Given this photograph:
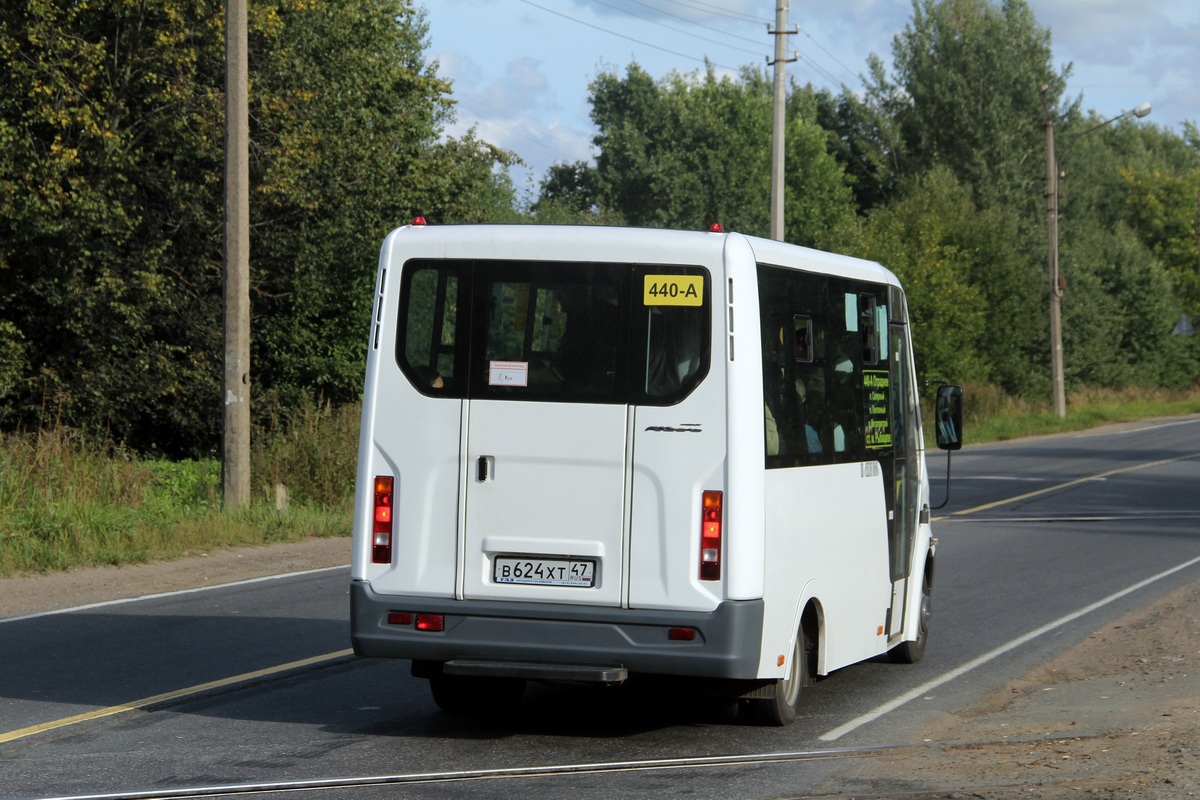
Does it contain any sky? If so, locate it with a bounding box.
[421,1,1200,195]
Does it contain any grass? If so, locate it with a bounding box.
[949,383,1200,446]
[2,386,1198,577]
[0,395,357,577]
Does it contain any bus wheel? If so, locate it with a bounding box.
[743,627,807,726]
[889,569,932,664]
[429,674,526,715]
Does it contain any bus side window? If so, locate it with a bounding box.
[399,263,463,397]
[858,293,879,365]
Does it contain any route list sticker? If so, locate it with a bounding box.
[863,370,892,450]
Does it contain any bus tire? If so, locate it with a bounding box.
[889,567,932,665]
[743,627,807,726]
[429,674,526,715]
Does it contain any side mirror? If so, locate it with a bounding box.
[935,384,963,451]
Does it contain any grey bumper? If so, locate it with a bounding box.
[350,580,764,681]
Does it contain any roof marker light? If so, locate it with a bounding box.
[412,216,427,226]
[708,222,724,233]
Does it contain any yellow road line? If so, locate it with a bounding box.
[937,451,1200,520]
[0,649,354,745]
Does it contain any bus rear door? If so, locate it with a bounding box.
[458,267,632,607]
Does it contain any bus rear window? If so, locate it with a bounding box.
[396,259,710,406]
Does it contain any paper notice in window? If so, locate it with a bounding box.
[489,360,529,387]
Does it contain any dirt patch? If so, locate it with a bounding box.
[3,539,1198,798]
[0,537,350,618]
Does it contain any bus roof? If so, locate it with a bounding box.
[383,222,900,288]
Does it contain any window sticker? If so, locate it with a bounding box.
[877,305,888,356]
[489,360,529,387]
[644,275,703,306]
[863,370,893,449]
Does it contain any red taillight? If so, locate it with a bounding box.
[372,475,394,564]
[700,490,723,581]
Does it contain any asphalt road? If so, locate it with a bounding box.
[3,416,1199,800]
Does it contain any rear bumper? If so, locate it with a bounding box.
[350,580,764,681]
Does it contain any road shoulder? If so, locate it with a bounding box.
[0,537,350,618]
[847,578,1200,798]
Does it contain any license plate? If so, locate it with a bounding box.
[493,556,595,588]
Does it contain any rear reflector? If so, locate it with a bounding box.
[700,490,723,581]
[372,476,394,564]
[387,611,413,626]
[668,627,696,641]
[415,614,445,632]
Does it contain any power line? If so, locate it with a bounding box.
[794,51,847,89]
[798,27,861,85]
[514,0,741,71]
[621,0,769,51]
[653,0,771,25]
[645,0,860,87]
[589,0,764,59]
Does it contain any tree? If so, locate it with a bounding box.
[867,0,1070,209]
[813,76,903,213]
[571,63,855,244]
[246,0,518,413]
[1052,118,1200,389]
[1118,142,1200,317]
[829,166,1015,388]
[0,0,228,451]
[0,0,517,455]
[1060,220,1185,388]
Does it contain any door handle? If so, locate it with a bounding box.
[477,455,495,482]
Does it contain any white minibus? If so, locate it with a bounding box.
[350,222,962,725]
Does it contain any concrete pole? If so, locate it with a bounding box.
[768,1,794,242]
[1043,89,1066,419]
[223,0,251,506]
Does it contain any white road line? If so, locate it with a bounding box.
[0,564,348,625]
[819,553,1200,741]
[1110,418,1200,436]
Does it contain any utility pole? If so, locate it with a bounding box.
[768,1,796,242]
[223,0,251,507]
[1042,93,1066,419]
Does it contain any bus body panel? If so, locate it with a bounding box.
[721,234,769,605]
[626,400,726,612]
[762,465,892,676]
[354,274,464,596]
[462,400,628,607]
